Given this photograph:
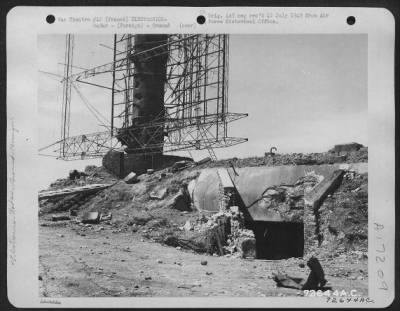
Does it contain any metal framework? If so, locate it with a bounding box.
[39,34,248,161]
[60,34,74,157]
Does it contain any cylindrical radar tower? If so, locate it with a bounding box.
[125,34,168,154]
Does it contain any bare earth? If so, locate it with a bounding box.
[39,221,368,298]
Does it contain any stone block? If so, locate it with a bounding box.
[81,212,100,224]
[123,172,138,184]
[150,188,168,200]
[230,206,239,214]
[183,220,194,231]
[52,215,71,221]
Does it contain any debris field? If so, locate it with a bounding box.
[39,146,368,297]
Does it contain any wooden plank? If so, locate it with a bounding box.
[38,183,112,200]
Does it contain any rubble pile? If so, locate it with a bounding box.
[47,166,117,190]
[317,171,368,257]
[198,146,368,169]
[155,207,258,258]
[255,173,321,222]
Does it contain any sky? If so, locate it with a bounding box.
[37,34,368,189]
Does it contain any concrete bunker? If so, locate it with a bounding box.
[191,164,367,260]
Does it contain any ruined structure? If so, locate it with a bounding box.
[40,34,248,177]
[191,163,368,259]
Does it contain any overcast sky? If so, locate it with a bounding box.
[38,34,367,189]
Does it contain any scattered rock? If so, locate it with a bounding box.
[156,259,163,264]
[201,260,208,266]
[183,220,194,231]
[171,160,192,172]
[149,188,168,200]
[123,172,138,184]
[100,213,112,221]
[51,215,70,221]
[81,212,100,224]
[191,281,202,287]
[145,276,152,280]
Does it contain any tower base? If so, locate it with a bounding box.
[102,151,193,178]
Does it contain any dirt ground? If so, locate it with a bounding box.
[39,220,368,298]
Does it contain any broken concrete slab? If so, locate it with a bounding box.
[39,183,112,200]
[51,215,71,221]
[100,213,112,221]
[304,170,345,208]
[81,212,101,224]
[273,272,304,289]
[217,169,235,189]
[123,172,138,184]
[149,188,168,200]
[171,160,192,173]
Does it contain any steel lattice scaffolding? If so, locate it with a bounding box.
[39,34,248,160]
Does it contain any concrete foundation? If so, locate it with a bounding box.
[102,150,192,178]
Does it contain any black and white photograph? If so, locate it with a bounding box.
[6,6,395,308]
[37,33,369,297]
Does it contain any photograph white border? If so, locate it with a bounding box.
[6,6,395,308]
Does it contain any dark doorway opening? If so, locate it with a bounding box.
[246,221,304,260]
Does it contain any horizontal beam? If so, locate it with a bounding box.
[38,183,112,200]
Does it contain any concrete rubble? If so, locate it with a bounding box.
[123,172,138,184]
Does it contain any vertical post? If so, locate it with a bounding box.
[111,34,117,137]
[222,35,227,138]
[216,35,221,140]
[61,34,73,157]
[203,35,208,122]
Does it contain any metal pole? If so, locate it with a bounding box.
[111,34,117,136]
